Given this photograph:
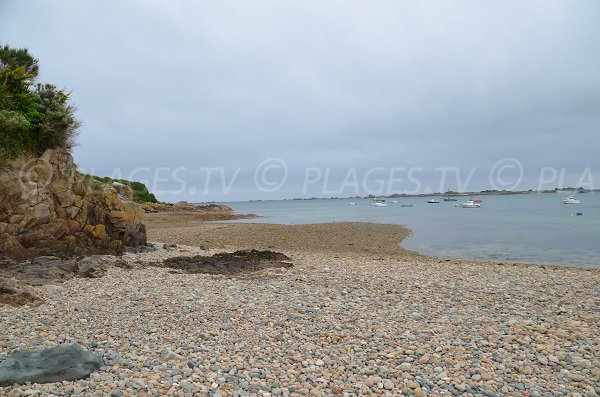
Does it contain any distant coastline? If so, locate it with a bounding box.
[233,187,597,203]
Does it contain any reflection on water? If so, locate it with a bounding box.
[221,193,600,267]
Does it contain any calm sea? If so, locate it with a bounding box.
[221,193,600,268]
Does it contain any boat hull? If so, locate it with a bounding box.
[562,196,581,204]
[455,200,481,208]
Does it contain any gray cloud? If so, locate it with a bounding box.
[2,0,599,200]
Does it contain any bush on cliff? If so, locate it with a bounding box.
[0,45,79,164]
[81,174,159,204]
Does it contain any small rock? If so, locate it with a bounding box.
[159,349,184,362]
[569,373,584,382]
[548,355,559,363]
[77,256,109,278]
[408,382,420,389]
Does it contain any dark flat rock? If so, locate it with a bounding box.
[162,249,292,275]
[0,344,101,386]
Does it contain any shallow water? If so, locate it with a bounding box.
[221,193,600,267]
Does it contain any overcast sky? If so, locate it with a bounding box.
[2,1,599,201]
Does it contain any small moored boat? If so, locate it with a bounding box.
[427,198,440,203]
[562,196,581,204]
[372,198,387,207]
[455,200,481,208]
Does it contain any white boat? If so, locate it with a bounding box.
[348,202,357,206]
[562,195,581,204]
[455,200,481,208]
[372,198,387,207]
[390,200,399,204]
[427,198,440,203]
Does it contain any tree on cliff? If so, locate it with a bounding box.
[0,44,80,163]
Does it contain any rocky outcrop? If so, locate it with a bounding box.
[141,201,234,213]
[0,255,133,306]
[0,149,147,260]
[142,201,256,221]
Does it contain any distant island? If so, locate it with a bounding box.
[281,187,596,202]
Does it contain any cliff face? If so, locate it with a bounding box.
[0,149,147,260]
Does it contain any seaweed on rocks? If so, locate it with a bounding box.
[161,249,292,275]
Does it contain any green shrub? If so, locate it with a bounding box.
[79,173,159,204]
[0,44,79,164]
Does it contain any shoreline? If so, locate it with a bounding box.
[1,217,598,396]
[146,214,598,271]
[147,220,419,258]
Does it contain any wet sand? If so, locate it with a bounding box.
[146,217,419,259]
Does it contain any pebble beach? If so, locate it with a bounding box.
[1,220,599,397]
